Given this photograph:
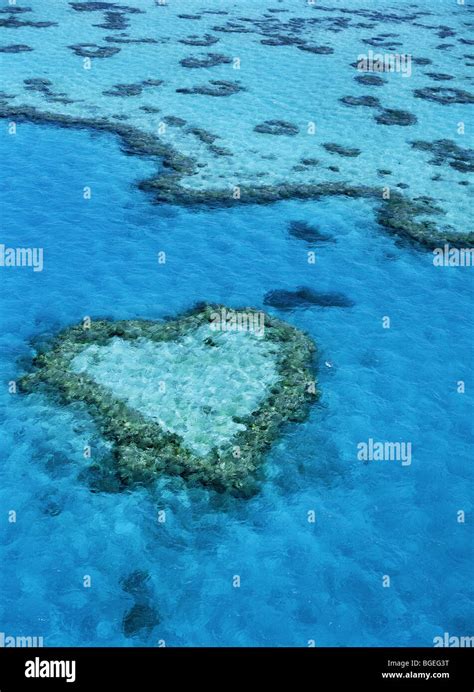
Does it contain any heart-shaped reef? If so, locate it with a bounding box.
[19,304,318,497]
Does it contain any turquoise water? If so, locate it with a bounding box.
[0,0,473,647]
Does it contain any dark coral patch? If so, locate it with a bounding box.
[264,288,354,309]
[288,221,334,244]
[323,142,361,157]
[103,83,143,97]
[0,44,33,53]
[70,1,118,10]
[103,79,163,97]
[354,74,386,86]
[93,11,130,30]
[437,27,456,38]
[180,53,232,68]
[24,78,53,88]
[254,120,299,136]
[340,95,380,107]
[209,144,232,157]
[0,17,57,28]
[187,127,219,145]
[122,603,160,638]
[300,158,319,167]
[212,22,252,34]
[375,108,417,126]
[121,570,150,596]
[176,80,243,96]
[23,78,74,105]
[69,43,121,58]
[139,105,160,113]
[297,44,334,54]
[162,116,187,127]
[414,87,474,104]
[0,6,32,12]
[104,36,158,44]
[424,72,454,81]
[179,34,219,47]
[411,139,474,173]
[261,35,304,47]
[70,2,142,12]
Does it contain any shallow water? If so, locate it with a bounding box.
[0,0,473,648]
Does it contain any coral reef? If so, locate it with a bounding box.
[180,53,232,68]
[68,43,121,58]
[354,74,386,86]
[254,120,300,136]
[340,95,381,107]
[374,108,417,126]
[411,139,474,173]
[0,44,33,53]
[413,86,474,104]
[323,142,361,157]
[264,288,354,309]
[179,34,219,47]
[19,305,318,498]
[288,221,334,244]
[1,107,472,249]
[176,80,243,96]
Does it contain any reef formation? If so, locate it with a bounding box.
[19,305,318,498]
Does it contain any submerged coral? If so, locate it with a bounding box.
[411,139,474,174]
[254,120,300,136]
[19,305,318,498]
[354,74,386,86]
[0,44,33,53]
[322,142,361,157]
[374,108,417,126]
[68,43,121,58]
[288,221,335,244]
[180,53,232,68]
[264,288,355,309]
[340,95,381,107]
[413,86,474,104]
[176,80,243,96]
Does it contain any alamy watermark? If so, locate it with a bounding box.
[357,49,412,77]
[433,632,474,647]
[433,245,474,267]
[0,244,43,272]
[209,307,265,337]
[357,438,412,466]
[25,657,76,684]
[0,631,44,647]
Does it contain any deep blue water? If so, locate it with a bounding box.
[0,122,472,646]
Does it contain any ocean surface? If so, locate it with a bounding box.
[0,0,473,647]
